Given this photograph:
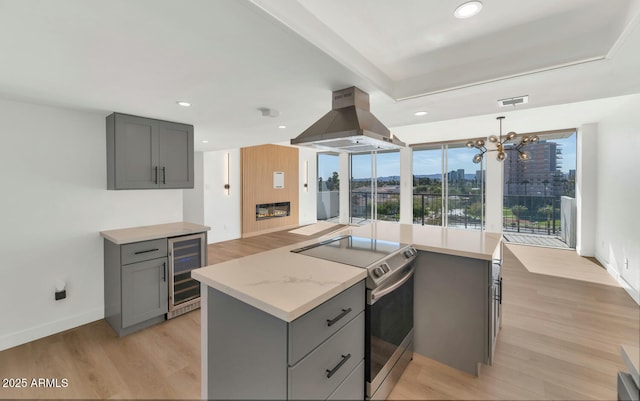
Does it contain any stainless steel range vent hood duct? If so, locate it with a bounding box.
[291,86,405,152]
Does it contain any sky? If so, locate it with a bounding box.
[317,133,576,179]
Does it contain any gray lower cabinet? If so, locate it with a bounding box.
[618,371,640,401]
[106,112,194,190]
[206,280,365,400]
[104,238,169,336]
[413,250,500,376]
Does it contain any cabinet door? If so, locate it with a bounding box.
[121,257,168,328]
[158,121,194,189]
[113,114,160,189]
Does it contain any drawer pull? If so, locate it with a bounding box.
[134,248,159,255]
[326,353,351,378]
[326,308,351,327]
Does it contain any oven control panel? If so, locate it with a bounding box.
[373,262,391,277]
[403,247,417,259]
[367,246,417,288]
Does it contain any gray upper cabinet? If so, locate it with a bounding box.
[106,113,194,190]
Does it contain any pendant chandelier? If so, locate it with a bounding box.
[467,116,539,163]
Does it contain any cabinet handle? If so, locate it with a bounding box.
[326,308,351,327]
[154,166,158,184]
[326,353,351,378]
[163,262,166,282]
[162,167,166,184]
[499,277,502,305]
[134,248,159,255]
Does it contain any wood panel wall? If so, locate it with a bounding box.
[241,144,299,237]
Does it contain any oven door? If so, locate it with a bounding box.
[366,264,414,397]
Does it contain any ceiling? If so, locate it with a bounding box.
[1,0,639,151]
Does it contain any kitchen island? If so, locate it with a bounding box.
[192,221,502,399]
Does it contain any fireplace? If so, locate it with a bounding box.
[256,202,290,221]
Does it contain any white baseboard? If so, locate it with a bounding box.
[601,258,640,306]
[0,308,103,352]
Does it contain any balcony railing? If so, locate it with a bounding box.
[412,193,484,229]
[503,195,561,236]
[348,191,565,237]
[350,192,400,222]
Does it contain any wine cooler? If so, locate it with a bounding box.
[167,233,207,319]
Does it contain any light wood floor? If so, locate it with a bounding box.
[0,227,637,400]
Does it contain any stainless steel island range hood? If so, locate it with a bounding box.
[291,86,405,152]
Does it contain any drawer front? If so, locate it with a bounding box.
[121,239,167,265]
[288,311,364,400]
[327,360,364,401]
[289,280,364,365]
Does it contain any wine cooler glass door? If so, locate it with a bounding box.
[168,233,206,315]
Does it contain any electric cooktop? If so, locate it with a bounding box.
[291,235,404,268]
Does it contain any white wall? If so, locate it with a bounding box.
[576,123,598,256]
[202,149,242,243]
[298,147,317,226]
[0,98,183,351]
[183,152,205,225]
[594,95,640,303]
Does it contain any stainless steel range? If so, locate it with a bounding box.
[292,235,417,400]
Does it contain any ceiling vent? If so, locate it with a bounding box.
[498,95,529,108]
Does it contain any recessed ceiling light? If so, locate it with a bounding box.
[278,125,287,129]
[176,101,191,107]
[454,1,483,19]
[414,111,428,116]
[201,140,209,144]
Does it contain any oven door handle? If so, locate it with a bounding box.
[369,265,415,305]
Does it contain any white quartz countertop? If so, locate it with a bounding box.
[192,244,367,322]
[192,221,502,322]
[345,222,503,261]
[100,222,210,244]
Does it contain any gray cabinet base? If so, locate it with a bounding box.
[618,371,640,401]
[107,315,166,337]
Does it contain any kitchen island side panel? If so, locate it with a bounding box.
[413,251,489,375]
[207,286,287,400]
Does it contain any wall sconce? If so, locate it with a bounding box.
[223,152,230,196]
[304,160,309,192]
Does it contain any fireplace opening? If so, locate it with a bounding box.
[256,202,290,221]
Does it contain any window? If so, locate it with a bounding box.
[502,131,577,246]
[413,143,485,230]
[350,151,400,224]
[317,153,340,221]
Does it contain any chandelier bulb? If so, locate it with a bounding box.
[519,152,530,161]
[466,140,475,148]
[506,131,517,140]
[497,151,507,161]
[488,135,498,143]
[475,138,485,147]
[530,135,539,143]
[473,153,483,164]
